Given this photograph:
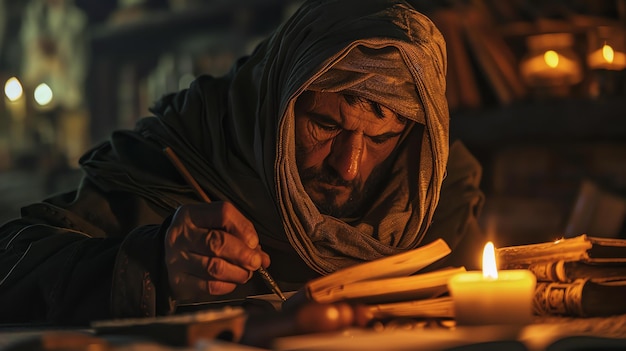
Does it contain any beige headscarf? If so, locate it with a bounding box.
[308,45,425,124]
[268,2,449,273]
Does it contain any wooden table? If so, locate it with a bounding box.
[2,313,626,351]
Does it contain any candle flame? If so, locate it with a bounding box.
[544,50,559,68]
[482,242,498,279]
[602,44,615,64]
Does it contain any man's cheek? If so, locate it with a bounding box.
[300,148,332,171]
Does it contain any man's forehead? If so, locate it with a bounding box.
[299,91,409,132]
[300,91,411,123]
[306,45,426,124]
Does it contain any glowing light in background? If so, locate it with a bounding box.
[4,77,23,101]
[34,83,53,106]
[602,44,615,63]
[544,50,560,68]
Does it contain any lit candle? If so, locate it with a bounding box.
[588,44,626,71]
[520,50,581,86]
[448,242,536,326]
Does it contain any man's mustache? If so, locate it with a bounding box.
[299,166,356,189]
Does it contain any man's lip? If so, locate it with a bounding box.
[316,181,349,190]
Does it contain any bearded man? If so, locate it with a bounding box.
[0,0,485,324]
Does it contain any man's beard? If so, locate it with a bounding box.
[298,161,388,219]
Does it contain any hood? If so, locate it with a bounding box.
[83,0,450,275]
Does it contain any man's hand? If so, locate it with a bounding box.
[164,202,270,302]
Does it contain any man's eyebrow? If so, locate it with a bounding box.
[370,130,403,139]
[308,112,339,124]
[308,112,405,138]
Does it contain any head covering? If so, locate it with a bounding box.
[307,45,425,123]
[81,0,450,276]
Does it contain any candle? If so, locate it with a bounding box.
[588,44,626,71]
[520,32,585,92]
[520,50,581,86]
[448,242,536,326]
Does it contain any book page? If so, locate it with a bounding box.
[312,266,465,304]
[306,239,451,297]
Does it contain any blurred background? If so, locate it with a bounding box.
[0,0,625,245]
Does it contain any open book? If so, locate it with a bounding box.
[301,238,459,305]
[310,266,464,304]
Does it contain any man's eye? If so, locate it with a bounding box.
[314,121,339,132]
[369,135,393,144]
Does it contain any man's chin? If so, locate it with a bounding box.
[308,192,354,217]
[302,179,363,217]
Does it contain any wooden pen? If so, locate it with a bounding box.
[163,147,287,302]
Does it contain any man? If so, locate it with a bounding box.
[0,0,485,325]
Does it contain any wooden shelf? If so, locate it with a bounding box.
[86,0,296,143]
[89,1,289,58]
[450,97,626,147]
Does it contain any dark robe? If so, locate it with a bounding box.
[0,0,485,325]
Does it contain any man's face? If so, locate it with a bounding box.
[294,91,407,218]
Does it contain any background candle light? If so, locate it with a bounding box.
[588,44,626,71]
[3,76,28,152]
[586,25,626,98]
[519,33,583,98]
[448,242,536,326]
[587,26,626,71]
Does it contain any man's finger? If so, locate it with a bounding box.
[176,251,254,284]
[170,273,238,302]
[179,202,260,248]
[184,229,262,270]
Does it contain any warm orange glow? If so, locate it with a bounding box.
[588,44,626,70]
[602,44,615,63]
[544,50,559,68]
[482,242,498,279]
[325,306,339,321]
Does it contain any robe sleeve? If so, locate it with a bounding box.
[0,182,176,325]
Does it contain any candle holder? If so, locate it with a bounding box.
[586,26,626,98]
[519,33,583,99]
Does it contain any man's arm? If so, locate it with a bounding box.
[0,217,173,325]
[0,217,122,324]
[0,179,274,325]
[0,181,174,325]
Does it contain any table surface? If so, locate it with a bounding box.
[2,314,626,351]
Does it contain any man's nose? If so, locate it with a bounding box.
[328,131,363,182]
